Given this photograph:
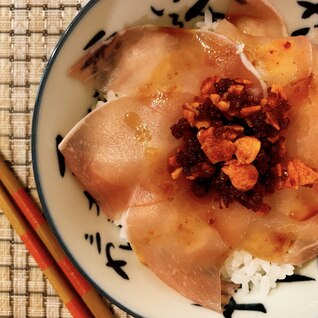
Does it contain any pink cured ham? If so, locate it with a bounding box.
[214,19,312,87]
[69,26,262,97]
[126,191,252,312]
[238,186,318,265]
[126,195,229,312]
[227,0,288,37]
[59,94,190,220]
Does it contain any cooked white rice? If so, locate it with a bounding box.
[221,250,294,295]
[105,90,121,103]
[91,90,122,111]
[195,9,219,32]
[113,210,128,241]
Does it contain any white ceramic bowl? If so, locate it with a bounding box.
[32,1,318,317]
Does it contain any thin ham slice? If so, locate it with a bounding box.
[274,26,317,268]
[238,186,318,265]
[69,26,262,97]
[214,19,312,87]
[227,0,288,37]
[126,194,229,312]
[59,93,192,221]
[126,189,252,311]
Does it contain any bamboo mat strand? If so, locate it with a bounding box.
[0,1,131,317]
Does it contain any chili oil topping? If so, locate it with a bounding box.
[168,76,318,214]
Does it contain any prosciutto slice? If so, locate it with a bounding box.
[214,19,312,86]
[59,94,187,220]
[126,194,229,312]
[227,0,288,37]
[69,26,262,97]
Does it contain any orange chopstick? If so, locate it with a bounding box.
[0,182,93,318]
[0,155,114,318]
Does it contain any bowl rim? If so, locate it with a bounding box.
[31,1,318,318]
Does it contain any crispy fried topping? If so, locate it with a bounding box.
[234,78,252,85]
[276,159,318,189]
[270,85,287,100]
[216,100,230,112]
[265,111,280,130]
[200,77,217,96]
[198,127,236,164]
[182,102,211,129]
[171,167,183,180]
[222,161,258,191]
[186,162,216,181]
[210,94,221,105]
[240,105,261,117]
[169,76,317,213]
[182,102,199,127]
[234,136,261,164]
[222,125,244,141]
[228,84,244,95]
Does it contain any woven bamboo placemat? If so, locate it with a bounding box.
[0,1,131,317]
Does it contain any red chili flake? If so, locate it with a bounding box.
[283,41,291,49]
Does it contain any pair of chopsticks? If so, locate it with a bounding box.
[0,154,114,318]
